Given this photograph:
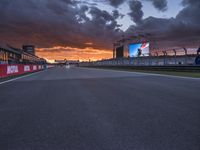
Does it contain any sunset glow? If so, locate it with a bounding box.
[0,0,199,61]
[36,46,112,62]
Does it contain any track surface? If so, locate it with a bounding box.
[0,67,200,150]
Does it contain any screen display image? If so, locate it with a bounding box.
[129,42,149,57]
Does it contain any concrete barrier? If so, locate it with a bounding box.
[80,55,197,67]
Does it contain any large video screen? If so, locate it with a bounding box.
[129,42,149,57]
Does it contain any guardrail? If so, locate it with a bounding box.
[0,64,48,78]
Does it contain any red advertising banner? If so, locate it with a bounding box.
[0,64,45,78]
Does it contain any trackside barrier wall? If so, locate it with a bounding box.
[0,64,45,78]
[80,55,197,67]
[47,65,55,69]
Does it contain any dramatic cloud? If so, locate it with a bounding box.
[128,0,167,24]
[106,0,168,11]
[94,0,126,7]
[108,0,127,7]
[126,0,200,49]
[112,10,125,19]
[128,0,143,24]
[0,0,199,61]
[0,0,122,50]
[145,0,168,11]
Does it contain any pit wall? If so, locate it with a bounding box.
[0,64,53,78]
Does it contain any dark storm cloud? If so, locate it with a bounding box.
[127,0,167,24]
[126,0,200,48]
[79,6,123,47]
[128,0,143,24]
[0,0,122,49]
[177,0,200,25]
[145,0,168,11]
[0,0,199,51]
[112,10,124,19]
[108,0,127,7]
[92,0,126,7]
[0,0,77,47]
[105,0,168,11]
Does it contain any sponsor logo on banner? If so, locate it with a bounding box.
[33,65,37,71]
[24,65,31,72]
[7,66,19,74]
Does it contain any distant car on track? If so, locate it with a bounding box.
[66,63,70,69]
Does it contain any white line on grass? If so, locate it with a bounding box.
[81,67,200,80]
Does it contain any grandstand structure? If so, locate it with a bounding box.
[0,45,46,65]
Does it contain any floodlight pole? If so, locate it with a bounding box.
[173,49,177,65]
[155,52,158,57]
[183,47,188,64]
[163,51,167,65]
[183,47,187,55]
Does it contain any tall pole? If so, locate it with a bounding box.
[183,47,188,65]
[173,49,177,65]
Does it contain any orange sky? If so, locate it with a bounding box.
[36,46,113,63]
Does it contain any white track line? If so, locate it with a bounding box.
[0,71,44,85]
[141,72,200,80]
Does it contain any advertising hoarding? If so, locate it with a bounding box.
[129,42,150,57]
[0,64,44,78]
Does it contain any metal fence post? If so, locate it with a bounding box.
[162,51,167,66]
[183,47,188,65]
[173,49,177,65]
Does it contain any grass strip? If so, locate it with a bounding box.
[90,67,200,78]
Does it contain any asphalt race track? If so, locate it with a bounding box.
[0,67,200,150]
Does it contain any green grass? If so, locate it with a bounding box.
[128,70,200,78]
[93,67,200,78]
